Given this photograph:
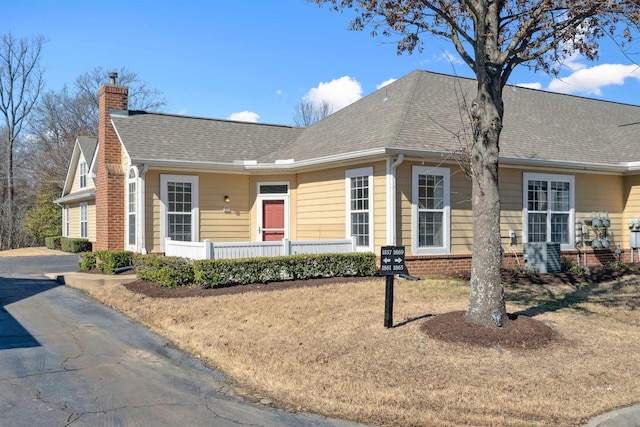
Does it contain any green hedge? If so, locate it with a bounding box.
[194,252,377,288]
[61,237,92,253]
[45,236,63,250]
[94,250,133,275]
[134,254,194,288]
[78,252,97,271]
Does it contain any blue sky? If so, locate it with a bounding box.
[4,1,640,126]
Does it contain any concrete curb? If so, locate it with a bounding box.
[583,405,640,427]
[46,272,137,291]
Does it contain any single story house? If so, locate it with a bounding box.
[56,70,640,276]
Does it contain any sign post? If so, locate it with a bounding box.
[380,246,406,328]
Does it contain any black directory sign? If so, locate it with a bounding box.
[380,246,405,275]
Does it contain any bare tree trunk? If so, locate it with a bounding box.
[464,72,506,328]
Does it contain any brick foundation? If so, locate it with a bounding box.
[398,248,633,278]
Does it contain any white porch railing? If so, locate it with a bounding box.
[165,237,357,260]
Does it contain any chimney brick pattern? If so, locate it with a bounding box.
[95,84,128,251]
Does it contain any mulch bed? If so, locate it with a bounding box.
[420,311,557,350]
[123,276,384,298]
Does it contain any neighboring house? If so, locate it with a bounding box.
[56,136,98,242]
[57,70,640,276]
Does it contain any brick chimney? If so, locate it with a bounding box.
[95,72,128,250]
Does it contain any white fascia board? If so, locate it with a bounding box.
[245,148,388,170]
[131,158,251,172]
[111,118,131,167]
[61,140,82,197]
[499,156,628,173]
[54,189,96,205]
[621,161,640,172]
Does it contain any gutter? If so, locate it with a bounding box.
[132,147,633,175]
[54,189,96,205]
[386,154,404,245]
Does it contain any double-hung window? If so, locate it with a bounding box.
[523,173,574,249]
[80,202,88,238]
[64,205,70,237]
[127,167,137,248]
[79,161,87,189]
[160,175,199,251]
[346,167,373,251]
[412,166,450,255]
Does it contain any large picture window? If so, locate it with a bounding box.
[160,175,198,250]
[412,166,450,255]
[523,173,574,249]
[346,167,373,251]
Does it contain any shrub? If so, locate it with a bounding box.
[561,256,587,275]
[61,237,92,253]
[134,254,194,288]
[602,260,631,273]
[45,236,63,250]
[78,252,97,271]
[94,250,133,275]
[195,252,377,288]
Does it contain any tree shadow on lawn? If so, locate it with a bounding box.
[503,267,640,317]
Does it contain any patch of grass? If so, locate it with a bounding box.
[89,276,640,427]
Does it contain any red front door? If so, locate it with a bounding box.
[262,200,285,241]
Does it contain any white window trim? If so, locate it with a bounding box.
[346,167,374,252]
[412,166,451,255]
[256,181,290,242]
[522,172,575,250]
[79,202,88,238]
[160,174,199,251]
[126,167,137,251]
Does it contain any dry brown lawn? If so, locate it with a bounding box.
[90,274,640,426]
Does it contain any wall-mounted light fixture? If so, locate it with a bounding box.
[223,195,231,213]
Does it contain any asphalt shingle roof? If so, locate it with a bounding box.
[77,136,97,165]
[112,70,639,168]
[112,112,303,164]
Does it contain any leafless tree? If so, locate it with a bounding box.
[0,34,45,249]
[312,0,640,327]
[293,99,333,126]
[28,67,167,189]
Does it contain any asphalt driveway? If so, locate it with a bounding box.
[0,254,364,426]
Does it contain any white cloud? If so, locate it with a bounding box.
[547,63,640,96]
[304,76,363,112]
[436,50,464,65]
[275,89,283,96]
[227,111,260,122]
[376,78,396,89]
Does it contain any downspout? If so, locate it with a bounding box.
[138,164,148,254]
[386,154,404,245]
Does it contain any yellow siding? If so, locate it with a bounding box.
[623,175,640,248]
[68,205,80,238]
[371,162,388,249]
[69,152,95,193]
[200,173,252,242]
[295,168,345,240]
[64,201,95,241]
[574,173,623,248]
[145,170,161,253]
